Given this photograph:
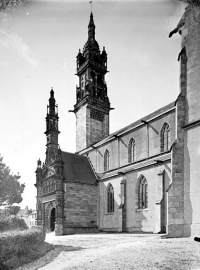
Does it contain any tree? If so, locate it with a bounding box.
[0,156,25,207]
[0,0,28,12]
[179,0,200,5]
[7,205,21,216]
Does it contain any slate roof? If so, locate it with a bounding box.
[61,151,97,184]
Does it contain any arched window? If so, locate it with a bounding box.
[128,138,136,163]
[107,183,114,213]
[104,149,109,171]
[160,123,171,152]
[138,175,148,209]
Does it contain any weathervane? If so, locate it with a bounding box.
[89,0,93,12]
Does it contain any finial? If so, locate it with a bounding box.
[50,87,54,98]
[37,158,41,169]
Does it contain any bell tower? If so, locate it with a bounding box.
[45,88,60,165]
[74,12,111,152]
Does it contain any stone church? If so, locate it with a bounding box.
[35,6,200,237]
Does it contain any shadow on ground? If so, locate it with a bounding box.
[15,244,84,270]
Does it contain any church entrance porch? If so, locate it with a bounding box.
[43,200,56,232]
[50,207,56,231]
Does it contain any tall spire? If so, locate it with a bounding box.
[74,12,111,152]
[88,12,95,39]
[49,87,56,115]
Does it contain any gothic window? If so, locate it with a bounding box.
[81,74,85,89]
[104,149,109,171]
[138,175,148,209]
[160,123,171,152]
[128,138,136,163]
[107,183,114,213]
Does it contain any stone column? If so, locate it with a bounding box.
[167,45,187,238]
[55,178,64,236]
[118,175,126,232]
[42,203,45,230]
[154,170,164,233]
[36,200,43,229]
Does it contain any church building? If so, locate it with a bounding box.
[35,6,200,237]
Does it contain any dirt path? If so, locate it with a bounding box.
[17,233,200,270]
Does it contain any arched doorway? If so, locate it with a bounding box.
[50,208,56,231]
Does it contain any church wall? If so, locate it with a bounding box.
[148,113,175,157]
[184,127,200,236]
[87,110,175,174]
[95,140,119,172]
[99,179,121,231]
[125,163,171,233]
[180,7,200,236]
[98,162,171,232]
[63,182,98,233]
[119,126,148,166]
[181,7,200,124]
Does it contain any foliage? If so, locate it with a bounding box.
[0,156,25,207]
[0,216,28,232]
[179,0,200,6]
[0,228,53,270]
[7,205,20,216]
[0,0,27,12]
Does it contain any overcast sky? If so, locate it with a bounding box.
[0,0,185,209]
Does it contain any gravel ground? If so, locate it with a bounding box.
[16,233,200,270]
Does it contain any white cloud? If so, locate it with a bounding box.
[0,29,38,68]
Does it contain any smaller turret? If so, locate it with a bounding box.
[35,158,42,186]
[54,147,64,175]
[45,88,60,165]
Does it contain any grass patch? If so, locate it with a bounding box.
[0,228,54,269]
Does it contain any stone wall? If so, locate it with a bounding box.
[98,161,171,233]
[180,6,200,236]
[64,181,98,234]
[87,110,175,174]
[76,104,109,152]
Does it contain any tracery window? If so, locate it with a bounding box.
[128,138,136,163]
[107,183,114,213]
[160,123,171,152]
[104,149,109,172]
[138,175,148,209]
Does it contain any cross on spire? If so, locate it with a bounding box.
[89,1,93,12]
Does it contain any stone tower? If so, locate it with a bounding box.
[45,88,60,163]
[169,4,200,237]
[74,12,111,152]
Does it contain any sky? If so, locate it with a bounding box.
[0,0,185,210]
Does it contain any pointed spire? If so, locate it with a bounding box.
[50,87,54,98]
[48,87,56,115]
[88,12,95,39]
[37,158,41,169]
[89,12,94,26]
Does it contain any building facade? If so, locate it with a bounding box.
[36,6,200,237]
